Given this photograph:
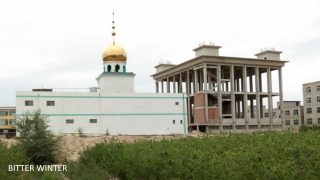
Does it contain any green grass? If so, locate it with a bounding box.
[66,131,320,180]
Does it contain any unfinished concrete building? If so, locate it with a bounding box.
[152,44,288,132]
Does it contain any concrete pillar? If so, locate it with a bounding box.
[279,67,284,129]
[187,70,191,126]
[249,75,253,92]
[173,75,176,93]
[203,64,208,123]
[231,65,236,131]
[167,77,170,93]
[161,80,164,93]
[255,67,261,129]
[217,65,222,130]
[243,66,248,130]
[156,81,159,93]
[179,73,182,93]
[237,79,240,92]
[195,70,198,92]
[267,68,273,129]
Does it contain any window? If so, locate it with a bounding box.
[318,118,320,124]
[89,119,97,123]
[285,110,290,115]
[66,119,74,124]
[286,120,290,125]
[175,102,179,105]
[317,96,320,102]
[115,64,120,72]
[46,101,55,106]
[293,110,299,115]
[306,87,311,93]
[317,85,320,92]
[264,113,269,118]
[307,108,312,114]
[318,107,320,113]
[306,97,311,103]
[307,118,313,125]
[273,112,276,117]
[25,100,33,106]
[9,111,16,116]
[180,120,183,124]
[172,120,175,124]
[294,120,299,125]
[0,119,5,125]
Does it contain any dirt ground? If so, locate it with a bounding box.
[0,131,204,161]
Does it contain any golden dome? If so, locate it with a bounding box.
[102,43,127,62]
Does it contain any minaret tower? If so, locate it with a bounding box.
[102,12,127,73]
[97,12,135,93]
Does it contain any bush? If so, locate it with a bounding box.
[0,142,26,179]
[67,131,320,179]
[17,110,60,164]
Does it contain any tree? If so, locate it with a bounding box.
[17,110,60,164]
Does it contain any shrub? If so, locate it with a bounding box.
[17,110,60,164]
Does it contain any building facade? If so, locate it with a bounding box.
[153,44,287,132]
[16,15,187,136]
[275,101,303,128]
[303,81,320,125]
[0,107,16,137]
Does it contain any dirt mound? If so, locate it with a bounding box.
[58,135,184,161]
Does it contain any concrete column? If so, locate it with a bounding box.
[167,77,170,93]
[173,75,176,93]
[187,70,191,126]
[278,67,284,129]
[255,67,261,129]
[195,70,198,92]
[203,64,208,123]
[243,66,248,130]
[179,73,182,93]
[156,81,159,93]
[237,79,240,92]
[231,65,236,131]
[259,71,262,92]
[267,68,273,129]
[217,65,222,130]
[249,75,253,92]
[161,80,164,93]
[200,71,203,91]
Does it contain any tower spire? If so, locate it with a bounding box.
[112,12,116,45]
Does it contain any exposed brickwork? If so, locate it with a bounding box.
[194,93,205,107]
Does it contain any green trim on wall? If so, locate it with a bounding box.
[16,113,186,117]
[16,95,185,99]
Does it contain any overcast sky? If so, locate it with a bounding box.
[0,0,319,106]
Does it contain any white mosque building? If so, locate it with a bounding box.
[16,15,187,135]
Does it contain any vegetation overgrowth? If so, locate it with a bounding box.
[66,130,320,179]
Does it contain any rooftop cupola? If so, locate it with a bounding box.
[193,42,221,57]
[255,48,282,60]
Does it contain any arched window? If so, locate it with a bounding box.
[107,65,112,72]
[123,65,126,72]
[115,64,120,72]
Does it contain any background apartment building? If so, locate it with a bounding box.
[303,81,320,125]
[0,107,16,138]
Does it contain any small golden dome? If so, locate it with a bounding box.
[102,43,127,62]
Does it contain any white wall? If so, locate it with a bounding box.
[97,73,135,94]
[16,91,187,135]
